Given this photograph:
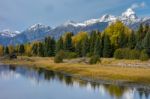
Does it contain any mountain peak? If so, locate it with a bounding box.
[100,14,117,22]
[122,8,137,19]
[28,23,51,31]
[63,20,86,27]
[0,29,21,37]
[64,20,77,26]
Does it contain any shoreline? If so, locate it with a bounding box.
[1,56,150,89]
[3,64,150,90]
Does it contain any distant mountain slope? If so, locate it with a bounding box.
[0,8,150,46]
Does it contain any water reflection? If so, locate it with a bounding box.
[0,65,150,99]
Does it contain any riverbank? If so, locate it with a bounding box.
[1,56,150,86]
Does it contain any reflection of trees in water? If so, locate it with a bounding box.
[90,82,99,90]
[36,68,74,86]
[78,80,88,88]
[64,76,73,86]
[103,84,128,99]
[9,65,16,71]
[36,68,56,80]
[44,70,55,80]
[6,65,150,99]
[138,88,149,99]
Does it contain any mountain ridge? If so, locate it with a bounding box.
[0,8,150,45]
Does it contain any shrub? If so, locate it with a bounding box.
[54,50,65,63]
[64,52,78,59]
[114,48,140,60]
[89,55,100,64]
[129,50,140,59]
[140,50,149,61]
[114,49,124,59]
[86,52,93,57]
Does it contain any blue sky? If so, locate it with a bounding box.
[0,0,149,31]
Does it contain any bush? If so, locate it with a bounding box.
[54,50,65,63]
[86,52,93,57]
[89,55,100,64]
[114,49,124,59]
[114,48,140,60]
[140,50,149,61]
[64,52,78,59]
[129,50,140,59]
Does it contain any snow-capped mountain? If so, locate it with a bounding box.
[63,14,117,27]
[63,8,140,27]
[121,8,137,20]
[27,23,51,31]
[99,14,117,22]
[0,8,150,45]
[10,24,52,45]
[0,29,21,38]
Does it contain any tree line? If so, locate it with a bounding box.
[0,21,150,62]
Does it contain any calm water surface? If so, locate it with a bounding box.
[0,65,149,99]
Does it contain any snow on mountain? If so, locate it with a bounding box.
[142,17,150,21]
[19,23,52,42]
[99,14,117,22]
[121,8,137,20]
[119,8,141,25]
[0,29,21,37]
[28,23,51,31]
[63,20,85,27]
[64,15,117,27]
[84,18,100,25]
[63,8,141,27]
[0,8,150,45]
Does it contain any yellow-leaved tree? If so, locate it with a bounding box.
[25,43,32,56]
[8,45,15,54]
[104,20,131,48]
[72,31,88,47]
[0,45,4,56]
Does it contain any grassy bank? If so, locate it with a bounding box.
[1,56,150,85]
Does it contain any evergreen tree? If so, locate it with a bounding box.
[4,46,9,55]
[44,37,51,56]
[136,24,144,50]
[94,35,102,57]
[137,24,144,41]
[32,43,38,56]
[75,41,82,57]
[143,30,150,56]
[89,31,98,55]
[44,37,56,57]
[128,31,136,49]
[81,36,89,57]
[144,23,149,35]
[19,44,25,55]
[64,32,73,52]
[15,45,20,55]
[38,42,44,57]
[50,37,56,56]
[118,32,128,48]
[56,36,64,53]
[103,34,112,57]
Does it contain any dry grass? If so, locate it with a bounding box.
[1,56,150,84]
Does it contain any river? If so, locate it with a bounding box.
[0,65,149,99]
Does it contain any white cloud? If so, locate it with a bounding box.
[131,2,146,9]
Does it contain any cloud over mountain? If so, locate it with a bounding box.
[131,2,146,9]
